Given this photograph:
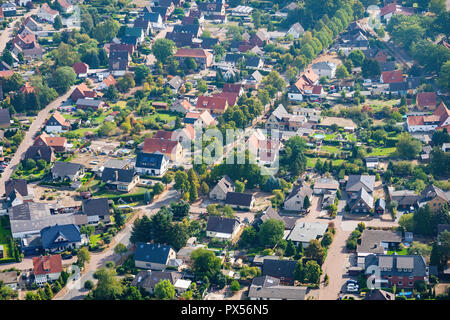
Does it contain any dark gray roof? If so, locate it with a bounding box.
[364,254,427,277]
[132,270,182,290]
[287,221,328,243]
[40,224,81,250]
[357,230,402,254]
[0,108,10,126]
[346,175,375,193]
[75,99,102,108]
[349,188,374,210]
[419,184,449,203]
[24,145,53,162]
[364,289,395,300]
[134,242,174,264]
[101,167,136,183]
[142,12,162,23]
[246,56,263,68]
[51,161,84,178]
[225,192,254,207]
[206,216,239,234]
[173,24,200,36]
[136,152,168,170]
[82,198,110,217]
[10,202,50,221]
[167,76,184,91]
[5,179,29,198]
[389,188,419,206]
[380,61,396,72]
[375,198,386,210]
[262,259,297,279]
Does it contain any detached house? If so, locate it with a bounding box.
[134,242,177,270]
[380,70,403,84]
[40,224,84,253]
[284,184,313,212]
[357,230,402,267]
[33,132,67,153]
[262,259,297,285]
[418,184,450,212]
[82,198,111,224]
[37,3,59,23]
[348,188,374,214]
[287,22,305,39]
[248,275,307,300]
[51,162,85,181]
[72,62,89,78]
[196,95,228,114]
[225,192,255,210]
[206,216,240,241]
[101,168,139,192]
[33,254,63,286]
[4,179,34,207]
[170,99,194,114]
[135,152,169,177]
[45,111,71,133]
[184,110,216,128]
[70,83,97,101]
[209,175,234,201]
[286,221,328,248]
[345,175,375,196]
[416,92,437,111]
[174,48,213,70]
[311,61,337,79]
[109,50,130,76]
[142,137,182,162]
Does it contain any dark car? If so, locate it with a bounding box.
[62,254,73,260]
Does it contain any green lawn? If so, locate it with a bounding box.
[306,156,345,168]
[320,145,342,154]
[143,112,177,123]
[70,127,99,136]
[0,219,12,261]
[89,234,102,246]
[387,248,408,255]
[366,147,396,157]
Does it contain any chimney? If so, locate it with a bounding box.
[115,170,118,181]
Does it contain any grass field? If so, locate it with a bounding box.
[89,234,102,246]
[0,219,12,261]
[143,112,177,123]
[387,248,408,255]
[306,157,345,168]
[366,147,396,157]
[321,145,342,154]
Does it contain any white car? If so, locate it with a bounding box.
[347,284,359,293]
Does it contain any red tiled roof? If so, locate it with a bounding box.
[183,124,195,140]
[33,254,63,275]
[434,102,450,123]
[41,3,58,15]
[174,48,208,58]
[380,2,397,16]
[407,116,424,126]
[0,71,14,78]
[72,62,88,75]
[57,0,72,9]
[153,130,175,140]
[312,85,323,95]
[416,92,436,107]
[49,110,70,127]
[213,91,238,106]
[196,95,228,112]
[142,137,179,154]
[222,83,242,94]
[103,75,117,87]
[381,70,403,84]
[20,82,35,94]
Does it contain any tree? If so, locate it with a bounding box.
[154,279,175,300]
[53,66,76,93]
[170,200,190,221]
[438,61,450,92]
[44,283,53,300]
[304,239,326,265]
[162,172,174,186]
[200,181,210,194]
[234,180,245,193]
[285,240,297,257]
[239,226,257,247]
[395,132,422,160]
[53,43,80,67]
[114,243,127,257]
[53,15,63,30]
[174,170,189,194]
[321,232,333,248]
[23,158,36,171]
[77,247,91,268]
[117,73,135,93]
[230,280,240,292]
[191,248,221,279]
[1,50,13,66]
[98,122,116,136]
[335,64,349,79]
[84,280,94,290]
[92,19,120,43]
[258,219,284,247]
[348,50,365,67]
[92,267,124,300]
[429,0,446,14]
[104,85,118,101]
[196,79,208,94]
[153,182,164,195]
[303,196,311,210]
[399,213,415,232]
[134,64,150,85]
[303,260,322,284]
[169,223,189,250]
[152,39,175,64]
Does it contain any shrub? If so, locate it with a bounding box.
[84,280,94,290]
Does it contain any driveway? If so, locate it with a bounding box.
[0,9,39,53]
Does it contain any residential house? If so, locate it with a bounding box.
[348,188,374,214]
[244,70,263,89]
[51,162,85,181]
[375,198,386,214]
[166,76,184,94]
[82,198,111,224]
[364,289,395,300]
[206,216,240,241]
[1,2,16,17]
[173,48,213,70]
[40,224,84,253]
[380,70,403,84]
[173,23,202,37]
[387,187,419,210]
[250,30,269,47]
[21,17,42,32]
[24,145,55,163]
[311,61,337,79]
[287,22,305,39]
[0,271,18,290]
[406,114,441,133]
[284,183,313,212]
[418,184,450,212]
[70,83,97,101]
[356,229,402,268]
[209,175,234,201]
[196,95,228,114]
[379,2,414,22]
[197,2,225,20]
[133,18,152,36]
[75,98,104,111]
[170,99,194,114]
[258,207,297,231]
[313,178,339,195]
[135,152,169,177]
[37,3,59,23]
[248,276,307,300]
[246,56,264,70]
[72,62,89,78]
[416,92,437,111]
[365,156,379,169]
[275,2,300,17]
[364,254,428,289]
[288,69,319,102]
[95,75,117,92]
[57,0,73,13]
[109,50,130,76]
[45,111,71,133]
[286,221,328,248]
[141,12,164,29]
[142,137,182,161]
[4,179,34,207]
[262,259,297,285]
[101,168,140,192]
[32,254,62,286]
[132,270,182,293]
[225,192,255,210]
[184,110,216,128]
[33,132,67,153]
[134,242,177,270]
[165,32,194,48]
[345,175,375,195]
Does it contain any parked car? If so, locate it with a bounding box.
[62,254,73,260]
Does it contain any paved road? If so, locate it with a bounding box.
[0,85,76,196]
[0,9,39,53]
[55,188,180,300]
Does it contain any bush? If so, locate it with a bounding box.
[230,280,240,292]
[84,280,94,290]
